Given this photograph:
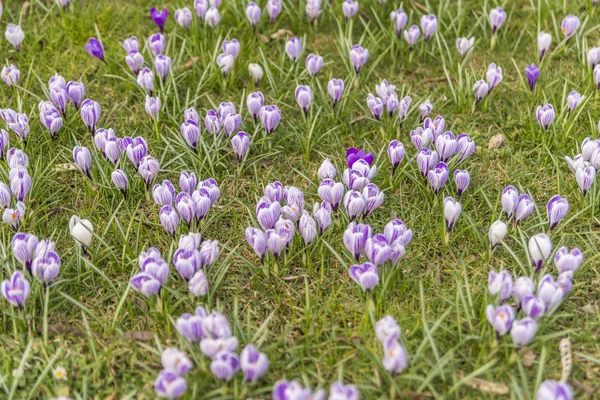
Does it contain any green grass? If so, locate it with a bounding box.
[0,0,600,398]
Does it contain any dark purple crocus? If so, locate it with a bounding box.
[84,38,105,63]
[346,148,374,168]
[151,7,169,32]
[525,64,540,90]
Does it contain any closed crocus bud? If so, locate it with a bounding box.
[152,180,176,206]
[195,0,209,19]
[318,179,344,210]
[397,96,411,121]
[1,271,30,307]
[327,78,345,106]
[154,370,187,398]
[40,108,63,138]
[536,380,573,400]
[149,33,166,56]
[362,183,384,216]
[349,44,369,73]
[10,169,31,202]
[344,190,366,220]
[159,205,179,236]
[305,54,324,77]
[221,113,242,136]
[561,15,580,37]
[69,215,93,247]
[554,246,583,273]
[150,7,169,32]
[259,105,281,134]
[295,85,312,114]
[180,120,199,149]
[0,182,10,208]
[305,0,322,23]
[246,2,261,27]
[240,345,269,382]
[5,24,25,51]
[547,195,569,229]
[31,250,61,284]
[582,138,600,162]
[537,274,567,310]
[343,222,372,260]
[137,68,154,93]
[80,99,101,132]
[537,32,551,61]
[192,189,212,221]
[285,37,303,61]
[256,197,281,230]
[247,63,263,86]
[175,7,193,29]
[589,47,600,69]
[576,166,596,195]
[161,348,193,375]
[427,162,449,194]
[488,270,513,302]
[199,178,220,204]
[124,136,149,168]
[488,220,507,248]
[404,25,420,48]
[200,239,219,266]
[246,91,264,120]
[342,0,359,18]
[231,132,250,160]
[173,248,201,281]
[0,130,8,160]
[528,233,552,271]
[123,36,139,53]
[390,9,408,36]
[84,37,105,62]
[318,158,336,180]
[154,54,172,81]
[521,295,545,319]
[111,169,128,195]
[312,202,332,233]
[387,140,405,175]
[501,186,519,219]
[456,37,474,57]
[416,148,438,177]
[366,94,384,120]
[73,146,92,177]
[382,338,408,374]
[266,0,281,22]
[594,64,600,89]
[65,81,85,109]
[485,304,515,335]
[420,14,437,40]
[525,64,540,90]
[299,211,317,245]
[375,315,401,344]
[1,64,19,87]
[453,170,470,195]
[510,317,537,346]
[383,219,412,246]
[349,262,379,291]
[205,7,221,27]
[486,63,503,90]
[443,196,461,231]
[488,7,506,33]
[175,193,196,225]
[473,80,490,102]
[7,148,28,169]
[126,50,144,74]
[536,104,555,129]
[418,100,433,119]
[245,227,267,260]
[567,91,584,113]
[204,109,221,134]
[264,181,284,202]
[512,193,533,224]
[145,96,161,120]
[364,234,391,266]
[265,228,289,257]
[435,132,457,162]
[512,277,534,307]
[179,171,197,195]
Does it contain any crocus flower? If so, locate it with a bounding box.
[161,348,193,375]
[149,33,166,56]
[248,63,263,86]
[246,2,261,27]
[175,7,193,29]
[299,211,317,245]
[264,181,284,202]
[272,380,317,400]
[0,182,8,208]
[362,183,384,216]
[537,32,551,61]
[344,190,366,220]
[122,136,148,168]
[188,270,208,296]
[5,112,29,143]
[387,140,405,175]
[443,197,461,231]
[403,25,420,48]
[69,215,93,248]
[159,205,179,236]
[266,0,281,22]
[10,169,31,202]
[343,222,371,260]
[80,99,101,132]
[175,193,196,225]
[424,115,445,139]
[1,64,19,87]
[154,370,187,398]
[522,295,545,319]
[205,7,221,27]
[489,7,506,33]
[435,132,457,162]
[5,24,25,52]
[265,228,289,257]
[349,44,369,73]
[512,277,534,307]
[501,186,519,219]
[245,227,267,260]
[179,120,199,149]
[554,246,583,273]
[349,262,379,291]
[366,94,384,120]
[305,0,322,23]
[594,65,600,89]
[246,92,264,121]
[536,104,555,129]
[317,159,336,180]
[31,250,61,284]
[342,0,358,18]
[221,113,241,136]
[125,50,144,75]
[383,219,413,246]
[295,85,313,114]
[7,148,28,169]
[561,15,580,37]
[285,37,302,61]
[453,170,470,195]
[397,96,411,121]
[537,274,568,310]
[582,138,600,162]
[256,197,281,230]
[231,132,250,160]
[486,63,503,90]
[456,37,474,57]
[515,194,535,223]
[199,239,219,266]
[123,36,139,53]
[536,380,573,400]
[364,234,391,266]
[312,202,332,233]
[588,47,600,69]
[154,54,172,81]
[329,382,359,400]
[306,54,324,77]
[145,96,161,120]
[390,9,408,36]
[85,38,105,62]
[547,195,569,229]
[195,0,209,19]
[427,162,449,193]
[528,233,552,271]
[137,68,155,94]
[485,304,515,335]
[420,14,437,40]
[72,146,92,177]
[173,248,201,281]
[382,338,408,374]
[318,179,344,210]
[11,233,38,273]
[410,127,433,150]
[111,169,128,195]
[375,315,401,343]
[152,180,175,206]
[416,148,438,177]
[473,80,489,102]
[150,7,169,32]
[65,81,85,109]
[240,345,269,382]
[0,130,8,160]
[488,220,507,248]
[40,107,63,138]
[576,166,596,195]
[418,100,433,119]
[566,91,584,113]
[510,317,537,346]
[259,105,281,134]
[525,64,540,90]
[488,270,513,302]
[1,271,30,308]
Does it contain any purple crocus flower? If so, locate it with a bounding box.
[522,295,545,319]
[189,269,208,296]
[199,178,220,204]
[576,166,596,195]
[362,183,384,216]
[536,104,555,129]
[536,380,573,400]
[285,37,302,61]
[265,228,289,257]
[10,169,31,202]
[194,0,209,20]
[382,338,408,374]
[1,271,30,307]
[246,92,264,120]
[245,227,267,260]
[427,162,449,193]
[231,132,250,160]
[305,0,322,23]
[410,127,433,150]
[418,100,433,119]
[434,131,457,162]
[486,63,503,90]
[306,54,324,77]
[349,262,379,291]
[256,197,281,230]
[150,7,169,32]
[390,9,408,36]
[473,80,489,102]
[299,211,317,245]
[567,90,584,113]
[11,233,38,272]
[330,382,359,400]
[489,7,506,33]
[343,222,371,260]
[510,317,537,346]
[73,146,92,177]
[346,147,374,168]
[488,270,513,302]
[364,234,391,266]
[264,181,284,202]
[259,105,281,134]
[537,274,568,310]
[123,37,139,53]
[456,133,475,160]
[273,380,317,400]
[145,96,161,120]
[5,112,29,143]
[343,190,366,220]
[161,348,193,376]
[84,38,105,62]
[416,148,438,177]
[175,7,193,29]
[420,14,438,40]
[0,182,9,208]
[65,81,85,109]
[383,219,413,247]
[312,202,332,233]
[318,179,344,210]
[366,94,384,120]
[318,159,336,180]
[1,64,20,87]
[139,157,160,188]
[589,47,600,69]
[111,169,128,195]
[31,250,61,284]
[295,85,313,114]
[80,99,101,132]
[547,195,569,229]
[205,7,221,27]
[528,233,552,271]
[266,0,282,23]
[512,277,534,307]
[246,2,261,27]
[149,33,166,56]
[342,0,359,18]
[7,148,28,169]
[180,120,199,149]
[525,64,540,90]
[40,107,63,138]
[124,136,148,168]
[191,189,212,221]
[154,54,172,81]
[179,171,197,195]
[501,186,519,219]
[152,180,176,206]
[154,370,187,398]
[137,68,155,94]
[375,316,401,344]
[349,44,369,73]
[444,196,461,231]
[50,88,68,116]
[387,140,405,175]
[240,345,269,382]
[159,205,179,236]
[561,15,580,37]
[456,37,474,57]
[403,25,420,48]
[175,193,196,225]
[5,24,25,52]
[453,170,470,195]
[0,130,9,160]
[485,304,515,335]
[554,246,583,274]
[173,248,201,281]
[176,307,207,342]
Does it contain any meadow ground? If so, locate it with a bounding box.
[0,0,599,398]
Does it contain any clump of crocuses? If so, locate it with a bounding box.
[173,232,219,297]
[375,315,408,374]
[130,247,169,298]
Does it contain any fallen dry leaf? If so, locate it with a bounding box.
[488,134,507,150]
[461,375,509,395]
[120,331,154,341]
[271,29,294,40]
[54,163,78,172]
[257,34,270,43]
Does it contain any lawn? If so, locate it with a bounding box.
[0,0,599,398]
